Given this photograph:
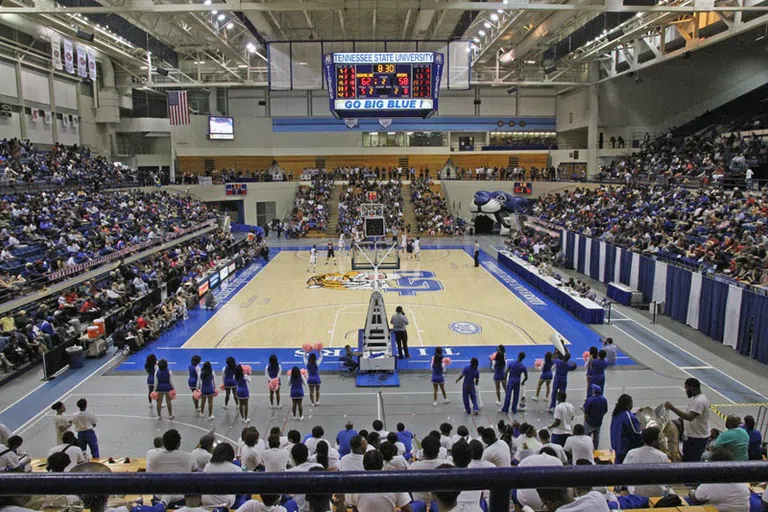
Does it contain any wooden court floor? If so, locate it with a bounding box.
[183,248,560,350]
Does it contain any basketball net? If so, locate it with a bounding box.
[352,239,399,292]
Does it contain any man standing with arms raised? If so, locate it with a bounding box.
[664,378,710,462]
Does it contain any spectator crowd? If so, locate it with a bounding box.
[532,184,768,285]
[411,179,466,236]
[283,173,333,238]
[0,188,217,302]
[337,178,405,237]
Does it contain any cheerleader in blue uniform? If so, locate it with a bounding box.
[591,350,608,392]
[197,361,216,420]
[289,366,307,421]
[501,352,528,415]
[145,354,157,409]
[491,345,507,406]
[188,355,202,412]
[431,347,449,407]
[533,351,554,402]
[303,351,324,406]
[154,358,175,420]
[265,354,282,409]
[549,349,577,412]
[234,365,251,423]
[222,356,238,409]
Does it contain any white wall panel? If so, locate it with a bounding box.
[519,96,556,116]
[57,118,80,146]
[228,89,267,117]
[479,96,516,116]
[311,95,333,117]
[53,79,78,110]
[0,62,18,98]
[0,113,22,140]
[25,114,53,144]
[21,70,50,105]
[437,96,475,116]
[556,89,589,131]
[270,95,308,117]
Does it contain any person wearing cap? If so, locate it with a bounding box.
[583,384,608,449]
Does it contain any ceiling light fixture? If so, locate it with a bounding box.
[226,22,234,29]
[217,13,225,20]
[473,37,480,42]
[478,29,486,36]
[212,10,218,14]
[484,21,491,28]
[490,13,499,21]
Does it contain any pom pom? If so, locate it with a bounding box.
[220,383,226,391]
[302,343,314,353]
[241,364,252,375]
[267,378,280,392]
[582,351,591,362]
[192,389,202,400]
[169,389,177,400]
[300,368,309,379]
[313,342,324,352]
[534,359,543,370]
[489,353,496,361]
[443,357,452,366]
[150,391,159,400]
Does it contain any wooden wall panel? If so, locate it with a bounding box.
[360,155,399,169]
[518,153,548,169]
[408,155,449,170]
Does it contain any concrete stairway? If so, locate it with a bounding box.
[328,184,342,233]
[401,184,419,234]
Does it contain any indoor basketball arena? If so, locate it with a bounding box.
[0,1,767,511]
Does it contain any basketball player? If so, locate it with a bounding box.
[414,237,421,261]
[400,231,407,252]
[406,238,414,259]
[325,240,336,265]
[338,233,346,253]
[308,245,317,273]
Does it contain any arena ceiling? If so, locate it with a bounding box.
[0,0,766,90]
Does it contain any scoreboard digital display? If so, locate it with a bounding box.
[324,52,443,119]
[514,182,533,195]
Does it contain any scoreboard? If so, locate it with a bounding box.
[324,52,443,119]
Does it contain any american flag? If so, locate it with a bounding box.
[167,90,190,125]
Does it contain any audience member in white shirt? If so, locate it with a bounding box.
[202,444,241,508]
[450,440,493,506]
[563,425,594,465]
[340,435,367,472]
[537,488,610,512]
[385,432,407,457]
[380,442,408,471]
[480,429,511,468]
[236,494,287,512]
[623,427,672,497]
[286,444,323,512]
[432,468,483,512]
[372,420,390,440]
[538,429,568,464]
[309,440,340,471]
[450,426,473,447]
[146,429,198,505]
[240,429,264,471]
[0,436,30,472]
[51,402,72,445]
[262,435,291,472]
[0,423,11,445]
[304,426,326,456]
[439,423,454,451]
[409,436,448,505]
[549,392,575,446]
[515,448,564,511]
[513,425,543,463]
[47,432,86,471]
[190,435,214,471]
[345,450,412,512]
[689,449,750,512]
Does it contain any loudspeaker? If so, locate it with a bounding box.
[473,99,481,105]
[76,29,94,42]
[258,100,266,106]
[156,67,169,77]
[506,86,517,95]
[544,64,557,74]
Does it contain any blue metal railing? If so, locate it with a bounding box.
[1,463,767,512]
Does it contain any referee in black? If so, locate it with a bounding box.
[474,241,480,267]
[390,306,409,359]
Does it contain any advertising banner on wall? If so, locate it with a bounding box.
[87,47,97,81]
[50,31,62,71]
[31,108,39,123]
[63,39,74,74]
[77,45,87,77]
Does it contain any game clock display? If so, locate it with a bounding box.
[514,182,533,195]
[325,52,444,119]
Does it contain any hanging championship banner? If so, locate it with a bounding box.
[62,114,70,128]
[50,31,62,71]
[72,115,79,128]
[63,39,74,74]
[77,45,87,77]
[87,47,97,81]
[0,104,12,118]
[44,110,52,124]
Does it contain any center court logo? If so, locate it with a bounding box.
[450,322,482,335]
[306,270,442,296]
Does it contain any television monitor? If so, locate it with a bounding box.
[208,116,234,140]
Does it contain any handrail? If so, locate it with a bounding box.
[1,463,767,511]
